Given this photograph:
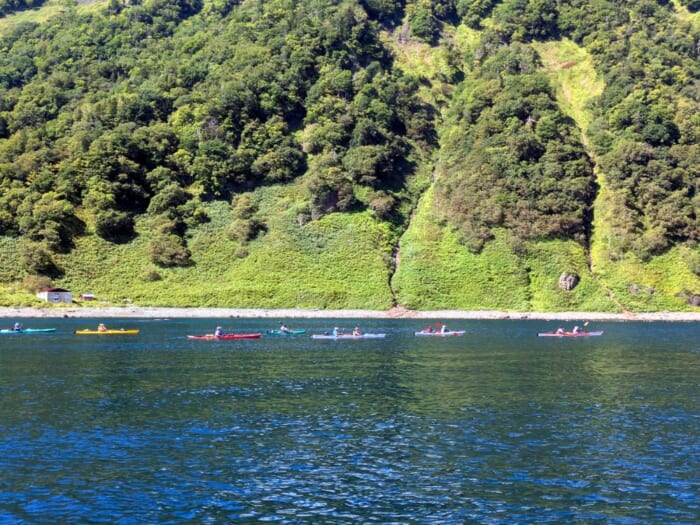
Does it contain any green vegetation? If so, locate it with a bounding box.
[1,0,698,312]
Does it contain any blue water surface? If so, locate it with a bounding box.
[1,318,699,524]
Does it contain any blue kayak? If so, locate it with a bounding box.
[268,329,306,335]
[1,328,57,334]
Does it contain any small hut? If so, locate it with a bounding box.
[36,287,73,303]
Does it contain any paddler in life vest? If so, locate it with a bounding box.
[13,322,22,332]
[572,325,581,334]
[214,326,223,337]
[98,323,107,332]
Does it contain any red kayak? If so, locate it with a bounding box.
[187,333,261,340]
[538,331,603,337]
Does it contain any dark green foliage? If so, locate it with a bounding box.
[227,193,266,243]
[147,184,190,215]
[409,3,439,43]
[0,0,431,276]
[94,209,135,242]
[147,233,191,267]
[494,0,560,42]
[455,0,496,29]
[20,240,60,277]
[0,0,698,281]
[225,218,261,243]
[0,0,47,17]
[436,43,595,252]
[563,1,700,258]
[360,0,403,24]
[677,0,700,11]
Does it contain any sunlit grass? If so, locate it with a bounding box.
[0,0,108,32]
[671,0,700,28]
[534,39,604,135]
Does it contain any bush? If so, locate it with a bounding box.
[226,218,260,243]
[20,241,61,277]
[147,234,192,267]
[141,267,163,282]
[22,274,52,294]
[94,209,135,242]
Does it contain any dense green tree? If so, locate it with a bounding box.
[436,43,596,252]
[0,0,697,278]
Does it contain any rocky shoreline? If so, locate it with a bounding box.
[1,305,698,321]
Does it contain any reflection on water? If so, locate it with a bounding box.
[1,319,699,523]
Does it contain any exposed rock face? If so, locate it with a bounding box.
[559,273,579,291]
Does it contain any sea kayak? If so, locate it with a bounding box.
[187,333,261,340]
[414,330,465,337]
[538,331,604,337]
[0,328,57,334]
[268,329,306,335]
[311,333,386,340]
[74,329,140,335]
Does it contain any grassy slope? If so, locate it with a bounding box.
[1,2,399,309]
[1,8,698,311]
[392,33,618,312]
[536,39,700,312]
[392,187,531,311]
[46,184,397,308]
[0,0,107,31]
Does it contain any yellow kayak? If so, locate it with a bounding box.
[74,329,140,335]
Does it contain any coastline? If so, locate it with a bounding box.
[0,305,698,321]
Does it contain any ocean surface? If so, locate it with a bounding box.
[1,318,699,524]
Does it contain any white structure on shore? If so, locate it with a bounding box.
[36,287,73,303]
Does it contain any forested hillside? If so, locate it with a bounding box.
[0,0,698,312]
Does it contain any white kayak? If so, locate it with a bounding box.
[538,331,604,337]
[414,330,465,337]
[311,333,386,340]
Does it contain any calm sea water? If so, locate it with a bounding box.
[1,318,699,524]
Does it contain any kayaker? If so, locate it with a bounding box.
[353,326,361,336]
[572,325,581,334]
[279,322,289,333]
[98,323,107,332]
[13,322,22,332]
[214,326,224,337]
[440,323,448,334]
[555,327,565,334]
[332,327,339,336]
[423,325,434,333]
